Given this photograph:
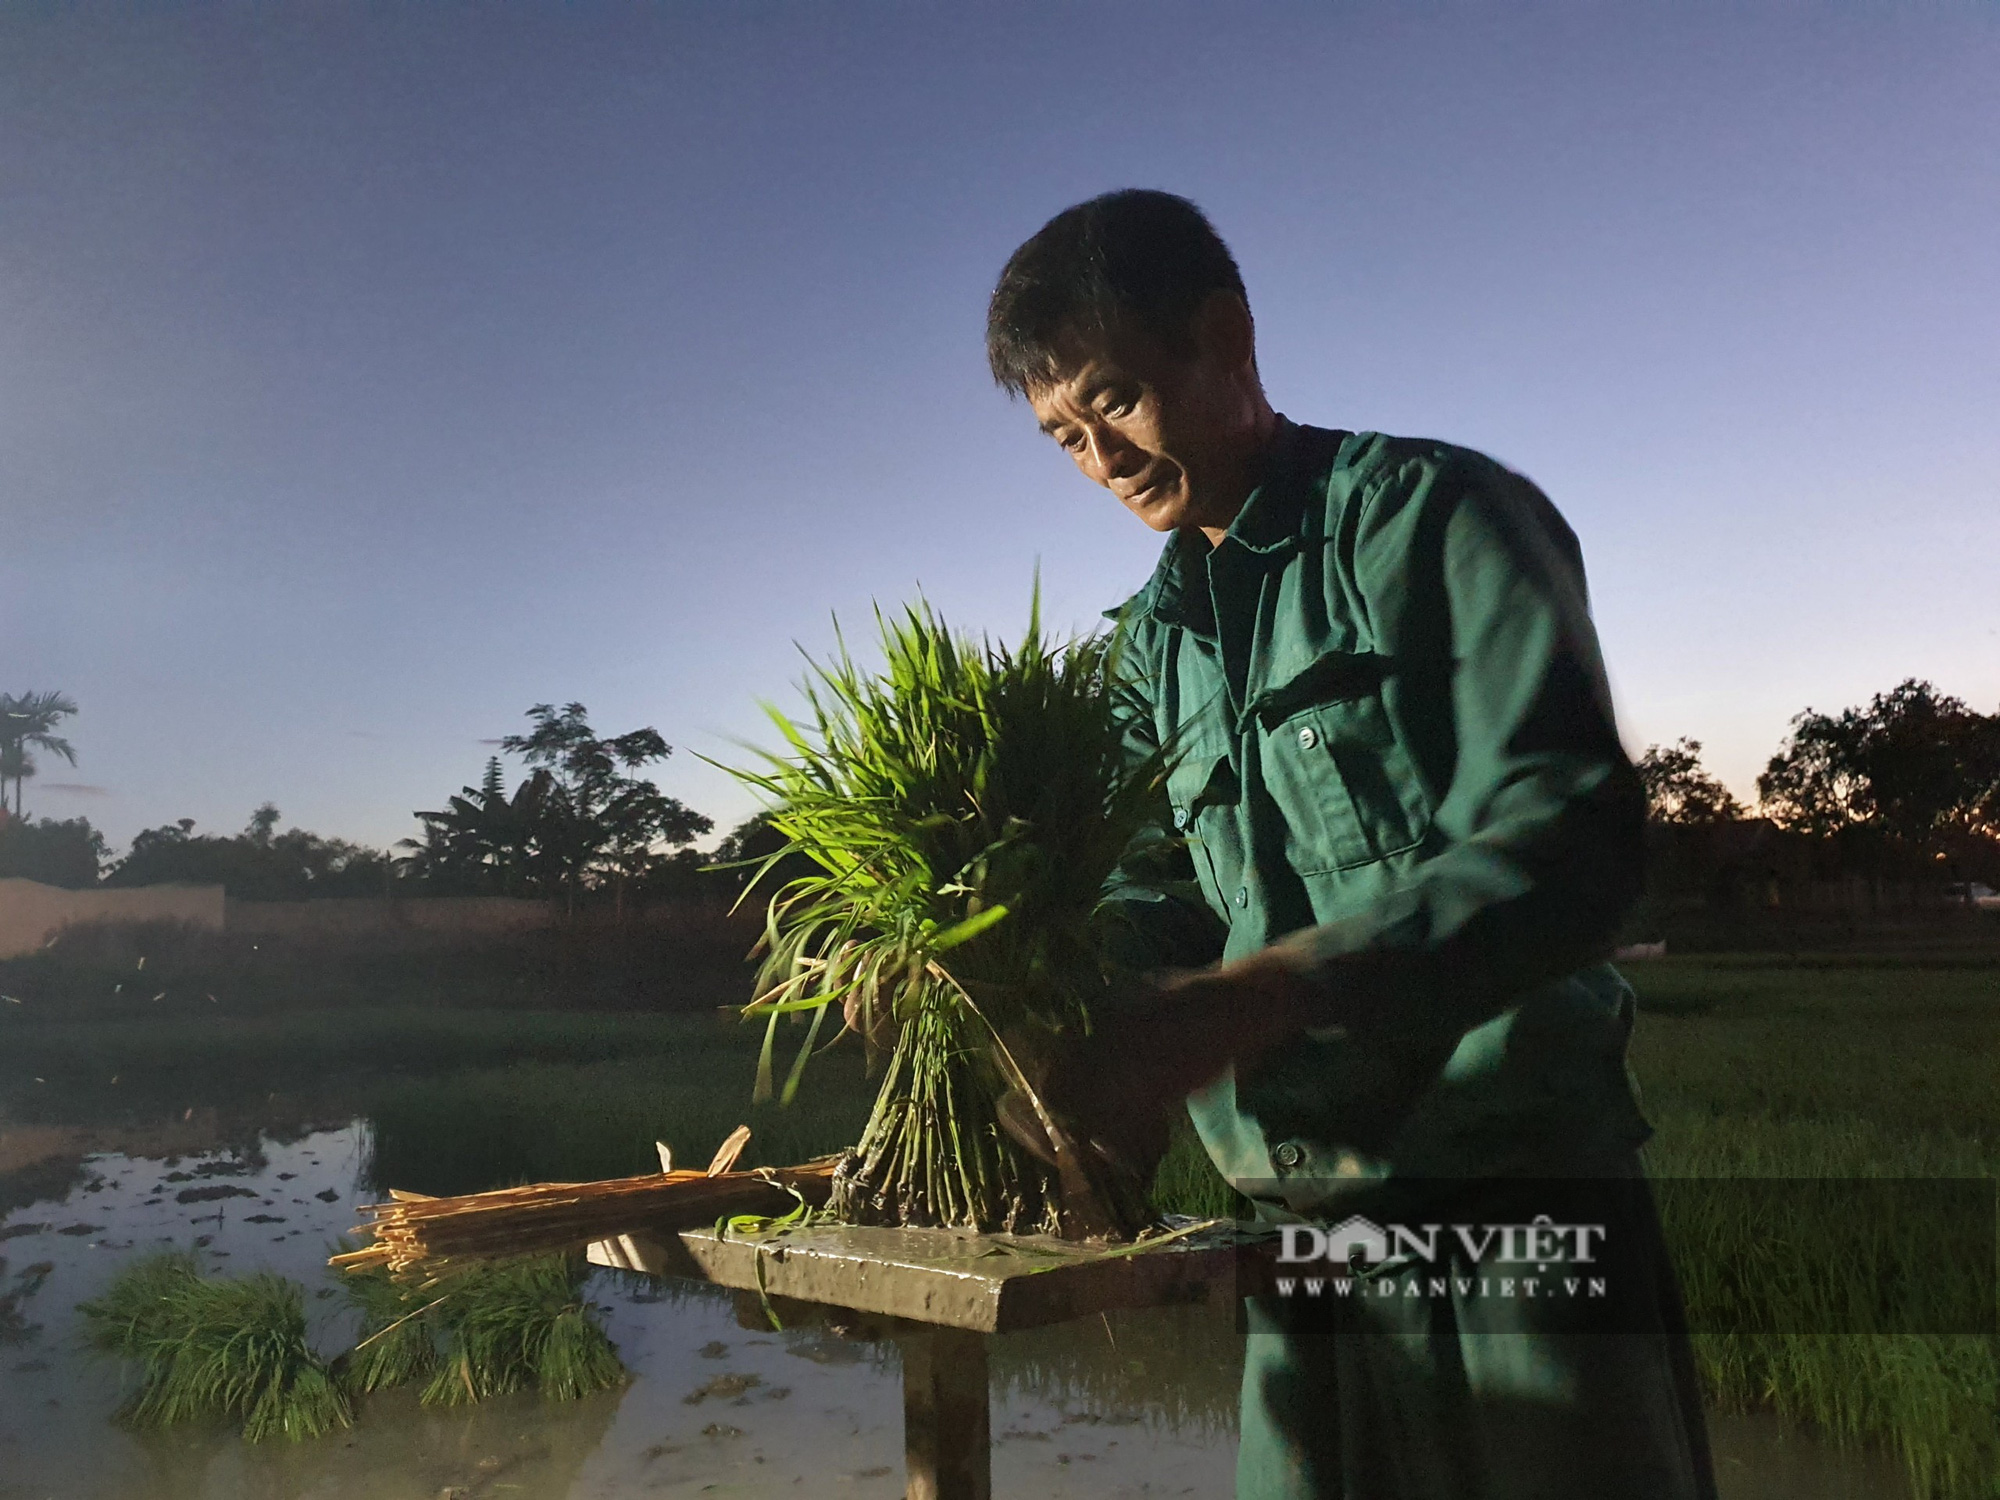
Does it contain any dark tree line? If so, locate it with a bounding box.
[1756,680,2000,848]
[0,815,108,887]
[0,700,726,914]
[9,681,1992,907]
[1636,679,1999,847]
[1635,679,2000,906]
[107,805,392,899]
[0,804,389,898]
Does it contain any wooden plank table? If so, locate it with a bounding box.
[587,1220,1250,1500]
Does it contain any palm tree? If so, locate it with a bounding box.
[0,691,79,819]
[401,758,557,896]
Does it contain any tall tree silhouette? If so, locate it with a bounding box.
[1759,680,2000,847]
[0,691,79,818]
[498,702,711,916]
[408,711,712,913]
[1636,739,1744,825]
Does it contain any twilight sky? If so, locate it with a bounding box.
[5,1,1997,856]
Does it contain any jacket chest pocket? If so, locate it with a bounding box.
[1259,687,1430,876]
[1165,748,1242,919]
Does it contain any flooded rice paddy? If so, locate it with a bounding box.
[1,1117,1917,1499]
[2,1120,1246,1499]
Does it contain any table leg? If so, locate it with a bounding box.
[901,1326,991,1500]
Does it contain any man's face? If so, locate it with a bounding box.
[1026,303,1263,537]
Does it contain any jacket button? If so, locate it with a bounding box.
[1296,725,1319,750]
[1272,1141,1305,1170]
[1172,806,1191,830]
[1234,886,1249,908]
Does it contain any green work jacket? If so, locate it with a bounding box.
[1102,417,1655,1205]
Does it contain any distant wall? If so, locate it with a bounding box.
[0,878,226,959]
[224,895,555,938]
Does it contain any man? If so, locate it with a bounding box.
[986,190,1718,1500]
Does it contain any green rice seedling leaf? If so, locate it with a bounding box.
[929,904,1011,951]
[779,1001,830,1108]
[752,1010,780,1104]
[533,1304,627,1401]
[243,1361,350,1443]
[1020,1216,1238,1275]
[715,1179,817,1331]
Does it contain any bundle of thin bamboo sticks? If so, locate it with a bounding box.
[331,1130,837,1277]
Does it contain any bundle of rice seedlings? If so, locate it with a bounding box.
[335,1254,623,1404]
[77,1250,351,1441]
[415,1254,623,1405]
[728,594,1175,1239]
[334,1253,441,1395]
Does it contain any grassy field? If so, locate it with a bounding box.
[0,912,763,1021]
[0,1004,878,1206]
[1627,953,1999,1500]
[3,939,1995,1494]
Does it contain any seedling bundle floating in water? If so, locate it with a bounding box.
[80,1249,623,1442]
[728,594,1175,1240]
[77,1251,351,1442]
[340,1253,624,1406]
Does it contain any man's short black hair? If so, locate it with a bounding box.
[985,189,1248,397]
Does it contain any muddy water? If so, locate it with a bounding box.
[0,1123,1913,1499]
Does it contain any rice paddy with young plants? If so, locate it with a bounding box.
[725,594,1178,1238]
[1626,953,2000,1500]
[359,1052,872,1197]
[12,898,1991,1490]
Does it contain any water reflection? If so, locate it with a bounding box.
[0,1115,1918,1499]
[98,1384,626,1500]
[0,1121,1244,1499]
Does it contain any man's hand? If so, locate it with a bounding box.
[1114,945,1323,1100]
[1000,945,1324,1192]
